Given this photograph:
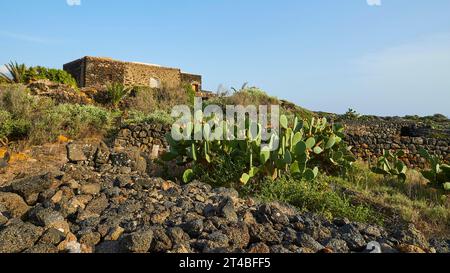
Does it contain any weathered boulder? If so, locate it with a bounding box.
[393,224,430,250]
[0,192,30,218]
[67,143,88,162]
[6,173,54,205]
[120,229,154,253]
[0,221,43,253]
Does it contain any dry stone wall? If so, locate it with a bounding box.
[342,118,449,168]
[112,117,449,169]
[114,123,171,159]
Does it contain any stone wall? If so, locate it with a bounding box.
[84,57,127,88]
[342,118,450,168]
[123,62,180,89]
[181,72,202,89]
[63,58,85,87]
[63,56,201,91]
[113,123,171,159]
[111,117,450,169]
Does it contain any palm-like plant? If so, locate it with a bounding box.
[0,61,28,83]
[106,82,130,108]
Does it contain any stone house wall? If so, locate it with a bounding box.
[123,62,181,89]
[84,57,127,88]
[181,73,202,90]
[63,58,85,87]
[63,56,202,91]
[342,119,449,168]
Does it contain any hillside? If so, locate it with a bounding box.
[0,75,449,253]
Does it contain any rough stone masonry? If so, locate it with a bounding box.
[63,56,202,92]
[342,118,449,168]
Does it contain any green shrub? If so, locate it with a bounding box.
[0,84,113,144]
[106,82,131,108]
[0,110,13,139]
[0,85,37,139]
[184,83,196,106]
[30,104,113,144]
[124,110,175,126]
[0,85,53,139]
[25,66,78,88]
[1,62,78,87]
[344,108,360,120]
[256,175,379,223]
[0,85,35,118]
[193,153,249,188]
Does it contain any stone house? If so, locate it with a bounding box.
[63,56,203,93]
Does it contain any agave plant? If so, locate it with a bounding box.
[106,82,130,108]
[0,61,28,84]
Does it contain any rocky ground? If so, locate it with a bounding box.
[0,142,68,184]
[0,140,449,253]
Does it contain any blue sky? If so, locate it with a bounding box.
[1,0,449,116]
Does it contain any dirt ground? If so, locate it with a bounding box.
[0,143,68,186]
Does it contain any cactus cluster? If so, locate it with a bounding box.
[162,114,356,184]
[419,148,450,191]
[371,150,408,182]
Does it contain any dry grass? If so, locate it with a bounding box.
[124,85,189,113]
[0,142,69,186]
[0,147,29,163]
[335,161,450,238]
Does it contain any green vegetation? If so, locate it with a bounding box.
[0,75,448,237]
[404,114,449,132]
[256,175,380,223]
[163,115,355,184]
[419,148,450,191]
[31,103,113,144]
[336,162,450,236]
[25,66,78,88]
[192,153,249,189]
[0,61,78,87]
[344,108,360,120]
[0,62,27,84]
[371,150,408,182]
[0,84,112,144]
[125,85,189,113]
[124,110,175,126]
[184,83,196,106]
[106,82,130,108]
[206,87,314,120]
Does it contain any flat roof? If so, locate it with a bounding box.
[84,56,181,71]
[64,56,202,77]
